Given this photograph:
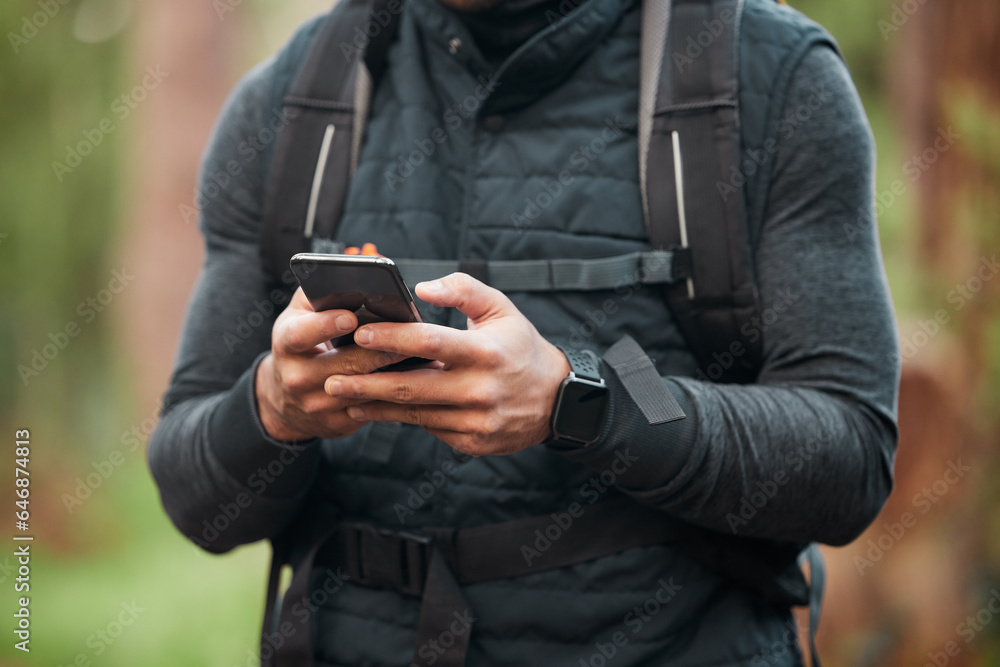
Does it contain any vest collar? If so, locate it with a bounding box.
[408,0,634,112]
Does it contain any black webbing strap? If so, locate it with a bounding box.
[646,0,763,384]
[270,498,685,665]
[262,502,342,667]
[259,0,403,287]
[603,335,686,425]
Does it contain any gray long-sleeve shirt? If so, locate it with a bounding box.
[148,43,900,554]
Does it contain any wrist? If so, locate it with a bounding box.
[541,342,573,440]
[254,354,313,442]
[547,344,609,447]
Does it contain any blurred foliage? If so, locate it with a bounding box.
[0,0,130,448]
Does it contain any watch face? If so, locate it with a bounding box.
[554,379,609,443]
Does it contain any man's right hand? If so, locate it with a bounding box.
[255,288,406,441]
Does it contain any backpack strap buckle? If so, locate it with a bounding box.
[667,245,693,282]
[339,523,432,597]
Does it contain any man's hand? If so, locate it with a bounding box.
[324,273,571,457]
[255,288,406,441]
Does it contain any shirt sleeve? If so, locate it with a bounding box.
[549,45,901,547]
[147,58,322,554]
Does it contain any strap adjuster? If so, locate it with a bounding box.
[339,523,432,597]
[668,245,693,281]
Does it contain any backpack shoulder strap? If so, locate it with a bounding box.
[259,0,401,288]
[641,0,762,384]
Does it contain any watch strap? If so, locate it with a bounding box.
[555,344,602,383]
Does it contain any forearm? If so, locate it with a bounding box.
[553,371,894,545]
[148,361,320,552]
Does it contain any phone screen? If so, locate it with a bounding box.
[290,254,423,348]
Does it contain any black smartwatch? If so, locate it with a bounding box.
[549,345,610,447]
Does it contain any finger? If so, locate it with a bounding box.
[325,368,474,405]
[415,273,516,326]
[313,343,408,376]
[275,293,358,356]
[353,321,484,366]
[345,402,467,431]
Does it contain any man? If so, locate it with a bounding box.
[149,0,900,664]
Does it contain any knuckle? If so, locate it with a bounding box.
[375,350,401,368]
[422,333,444,357]
[477,339,503,367]
[392,383,415,402]
[300,394,328,416]
[469,384,497,409]
[336,352,365,376]
[281,367,310,394]
[406,405,422,427]
[342,378,366,399]
[481,413,504,435]
[281,325,307,354]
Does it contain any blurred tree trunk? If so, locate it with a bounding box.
[882,0,1000,664]
[118,0,244,412]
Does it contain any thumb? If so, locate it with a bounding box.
[416,272,514,325]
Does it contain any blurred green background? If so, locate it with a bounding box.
[1,0,997,665]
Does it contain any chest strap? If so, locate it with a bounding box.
[311,236,692,293]
[394,249,690,292]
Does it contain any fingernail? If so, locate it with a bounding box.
[421,280,442,293]
[326,379,342,396]
[347,406,365,420]
[336,314,353,330]
[356,327,372,344]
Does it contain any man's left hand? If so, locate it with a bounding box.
[324,272,571,457]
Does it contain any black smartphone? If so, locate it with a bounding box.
[289,253,427,366]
